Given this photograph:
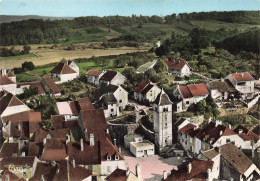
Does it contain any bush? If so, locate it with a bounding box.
[21,61,35,71]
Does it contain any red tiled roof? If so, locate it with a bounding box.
[86,70,103,77]
[0,156,36,170]
[41,139,67,161]
[165,159,213,181]
[0,142,19,158]
[28,112,41,133]
[0,92,25,116]
[179,83,209,98]
[0,74,15,85]
[202,149,219,159]
[80,109,108,141]
[232,72,255,82]
[67,141,101,165]
[179,123,196,134]
[78,97,95,110]
[174,118,186,128]
[9,120,30,140]
[100,138,124,161]
[106,168,127,181]
[134,80,150,93]
[2,169,24,181]
[2,110,32,123]
[34,128,70,142]
[43,77,61,94]
[30,162,56,181]
[7,70,15,77]
[219,143,253,174]
[50,62,76,74]
[30,81,45,95]
[69,101,80,116]
[233,125,259,141]
[142,84,154,94]
[28,142,44,158]
[51,115,65,130]
[100,70,117,81]
[164,60,187,70]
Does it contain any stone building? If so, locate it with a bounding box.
[153,89,173,153]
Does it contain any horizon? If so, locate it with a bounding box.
[0,0,259,17]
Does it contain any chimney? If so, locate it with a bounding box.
[56,168,60,174]
[163,171,168,180]
[118,147,122,153]
[188,163,192,173]
[66,135,70,145]
[126,167,130,176]
[84,128,87,133]
[21,152,25,157]
[219,130,223,136]
[239,129,243,134]
[40,175,45,181]
[2,68,7,75]
[80,138,84,151]
[242,73,244,77]
[106,128,109,134]
[72,158,76,168]
[90,134,94,146]
[221,78,224,82]
[114,138,117,147]
[43,138,47,145]
[136,164,141,180]
[18,123,21,131]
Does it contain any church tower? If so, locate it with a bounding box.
[153,89,173,153]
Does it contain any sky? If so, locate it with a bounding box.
[0,0,259,17]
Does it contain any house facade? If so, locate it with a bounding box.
[225,72,255,100]
[164,60,192,77]
[173,83,209,109]
[86,70,106,85]
[99,71,126,86]
[49,61,79,83]
[134,80,161,103]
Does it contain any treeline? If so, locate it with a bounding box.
[216,29,260,54]
[165,11,260,24]
[0,45,31,56]
[0,19,71,45]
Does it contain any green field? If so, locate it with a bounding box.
[0,53,36,60]
[16,73,40,82]
[137,59,157,73]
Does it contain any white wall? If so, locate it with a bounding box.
[145,85,161,103]
[114,86,128,109]
[104,104,119,118]
[180,64,192,77]
[110,73,126,86]
[0,84,17,94]
[100,160,125,180]
[1,105,30,117]
[60,73,78,83]
[130,142,155,157]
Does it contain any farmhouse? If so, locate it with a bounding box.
[164,60,192,77]
[202,143,260,181]
[99,70,126,86]
[134,80,161,103]
[49,61,79,83]
[41,77,61,96]
[225,72,255,100]
[86,70,106,85]
[206,78,237,100]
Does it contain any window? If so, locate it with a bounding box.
[119,100,122,103]
[88,165,93,171]
[185,140,187,145]
[226,138,230,143]
[111,109,114,112]
[107,166,111,173]
[165,123,167,127]
[115,154,119,160]
[92,176,97,181]
[107,155,111,160]
[186,101,189,104]
[163,107,168,112]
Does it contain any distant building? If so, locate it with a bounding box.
[225,72,255,100]
[164,60,192,77]
[86,70,106,85]
[173,83,209,109]
[0,69,19,95]
[153,89,173,153]
[130,139,155,158]
[99,70,126,86]
[49,61,79,83]
[134,80,161,103]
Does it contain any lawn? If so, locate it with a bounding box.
[0,53,36,60]
[16,73,40,82]
[137,59,157,73]
[30,66,54,75]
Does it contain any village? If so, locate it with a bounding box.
[0,55,260,181]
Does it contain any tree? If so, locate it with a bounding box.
[21,61,35,71]
[212,108,220,118]
[154,60,167,73]
[23,45,31,54]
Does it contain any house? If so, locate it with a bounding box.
[134,80,161,103]
[41,77,61,96]
[99,70,126,86]
[164,60,192,77]
[100,84,128,110]
[153,89,173,153]
[0,69,17,94]
[98,94,120,117]
[206,78,237,100]
[173,83,209,109]
[129,139,155,157]
[164,159,216,181]
[124,134,143,149]
[0,156,39,180]
[49,61,79,83]
[56,97,95,120]
[202,143,260,181]
[86,70,106,85]
[225,72,255,100]
[0,91,31,124]
[105,165,141,181]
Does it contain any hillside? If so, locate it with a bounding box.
[0,15,74,24]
